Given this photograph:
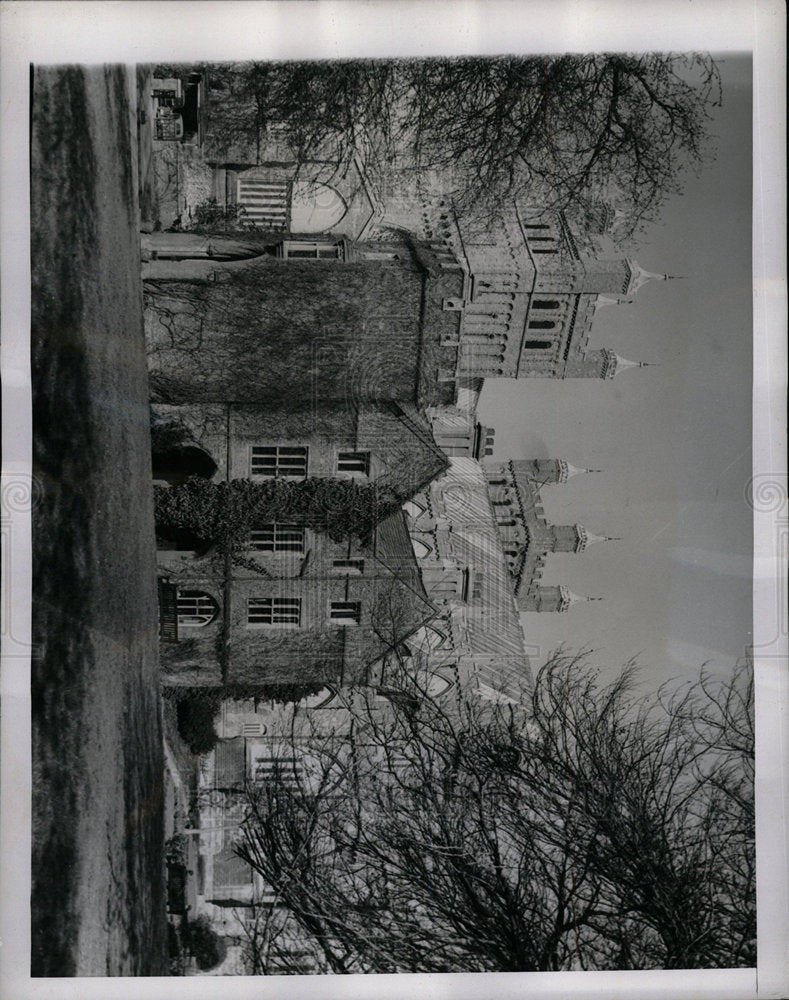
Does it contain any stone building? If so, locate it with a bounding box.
[155,401,447,690]
[144,229,465,410]
[402,457,535,705]
[374,183,666,383]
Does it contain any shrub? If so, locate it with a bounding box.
[185,915,228,971]
[176,692,222,755]
[257,682,326,705]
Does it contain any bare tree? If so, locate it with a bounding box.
[189,54,721,236]
[233,652,754,973]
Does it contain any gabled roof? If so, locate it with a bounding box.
[367,509,437,661]
[356,402,449,503]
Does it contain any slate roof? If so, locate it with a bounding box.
[369,509,437,656]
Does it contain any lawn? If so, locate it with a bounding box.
[31,65,168,976]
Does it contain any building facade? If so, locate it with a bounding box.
[155,400,445,690]
[373,183,666,383]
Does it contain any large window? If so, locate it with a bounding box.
[176,590,218,627]
[330,601,361,626]
[248,597,302,626]
[251,445,308,478]
[336,451,370,475]
[250,524,305,553]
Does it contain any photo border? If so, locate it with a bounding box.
[1,2,785,997]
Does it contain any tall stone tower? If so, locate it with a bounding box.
[372,190,664,384]
[484,458,613,612]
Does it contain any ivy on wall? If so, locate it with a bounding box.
[154,476,399,561]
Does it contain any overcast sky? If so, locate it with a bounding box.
[479,54,753,691]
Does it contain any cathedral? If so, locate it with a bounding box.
[373,182,668,383]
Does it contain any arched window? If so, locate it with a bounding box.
[427,673,454,698]
[412,539,433,560]
[532,299,560,310]
[176,590,218,627]
[403,500,427,521]
[528,320,556,331]
[426,626,452,650]
[290,181,347,232]
[523,340,552,350]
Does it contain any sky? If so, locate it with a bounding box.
[479,55,754,691]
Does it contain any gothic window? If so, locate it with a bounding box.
[403,500,427,521]
[532,299,560,310]
[248,597,302,626]
[412,539,433,559]
[424,626,451,649]
[332,559,365,575]
[336,451,370,475]
[251,445,308,478]
[176,590,218,627]
[426,673,454,698]
[250,524,305,553]
[523,340,552,349]
[330,601,361,626]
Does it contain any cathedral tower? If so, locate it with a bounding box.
[375,194,662,384]
[484,459,614,612]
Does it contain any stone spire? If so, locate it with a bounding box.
[558,587,604,612]
[575,526,620,551]
[563,461,602,480]
[601,349,658,379]
[625,261,681,297]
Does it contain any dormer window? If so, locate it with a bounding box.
[280,240,344,260]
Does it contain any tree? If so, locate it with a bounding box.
[235,653,754,973]
[195,54,721,235]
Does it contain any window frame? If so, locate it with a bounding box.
[332,559,365,575]
[176,590,218,628]
[329,600,362,627]
[249,523,306,554]
[336,451,371,476]
[281,240,343,261]
[250,445,309,479]
[247,597,303,628]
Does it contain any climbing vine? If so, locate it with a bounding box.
[154,476,400,561]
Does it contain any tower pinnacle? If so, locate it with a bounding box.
[626,260,679,297]
[576,526,620,550]
[601,350,658,378]
[558,587,604,612]
[564,462,602,479]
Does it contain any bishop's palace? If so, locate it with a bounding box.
[145,100,675,922]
